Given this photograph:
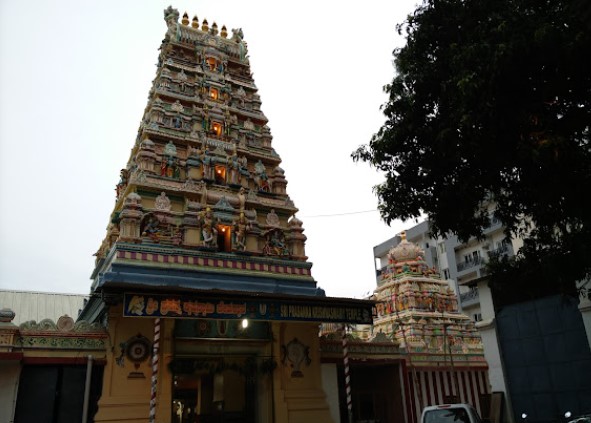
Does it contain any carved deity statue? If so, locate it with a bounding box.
[263,228,290,257]
[227,148,241,185]
[200,207,218,248]
[116,169,129,199]
[253,160,269,192]
[237,187,246,211]
[142,215,161,241]
[233,212,250,251]
[201,149,213,180]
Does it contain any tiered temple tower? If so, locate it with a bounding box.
[373,232,484,354]
[80,7,372,423]
[372,232,488,417]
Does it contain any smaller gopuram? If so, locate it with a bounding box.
[373,232,489,419]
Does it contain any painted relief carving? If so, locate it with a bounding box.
[265,209,280,227]
[232,212,251,251]
[282,338,311,377]
[262,228,290,257]
[155,192,171,211]
[141,214,162,241]
[116,333,152,369]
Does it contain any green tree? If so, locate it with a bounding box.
[353,0,591,303]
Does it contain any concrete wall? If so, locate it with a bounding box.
[321,363,341,423]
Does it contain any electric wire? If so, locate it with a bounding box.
[300,209,378,218]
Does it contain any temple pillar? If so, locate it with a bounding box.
[94,307,162,423]
[273,322,335,423]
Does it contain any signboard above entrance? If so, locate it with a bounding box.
[123,293,374,324]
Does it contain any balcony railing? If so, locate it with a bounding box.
[460,288,480,305]
[457,256,486,272]
[488,243,509,259]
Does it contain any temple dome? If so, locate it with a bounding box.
[388,232,424,263]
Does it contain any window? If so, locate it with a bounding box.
[206,57,217,71]
[214,165,226,185]
[473,313,483,322]
[211,121,222,137]
[217,225,231,252]
[439,243,446,253]
[443,269,450,280]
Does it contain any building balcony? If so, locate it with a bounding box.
[460,288,480,308]
[457,256,486,272]
[376,266,386,277]
[483,215,503,235]
[487,243,514,260]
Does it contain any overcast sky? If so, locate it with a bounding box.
[0,0,419,300]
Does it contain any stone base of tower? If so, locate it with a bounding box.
[279,389,336,423]
[93,397,150,422]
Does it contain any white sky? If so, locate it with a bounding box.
[0,0,419,300]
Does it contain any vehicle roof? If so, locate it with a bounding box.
[423,404,475,411]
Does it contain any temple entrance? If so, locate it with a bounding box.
[172,319,274,423]
[171,358,256,423]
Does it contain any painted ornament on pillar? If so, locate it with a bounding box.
[116,334,152,369]
[282,338,311,377]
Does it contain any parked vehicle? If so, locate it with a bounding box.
[421,404,483,423]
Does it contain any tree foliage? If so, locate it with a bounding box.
[353,0,591,300]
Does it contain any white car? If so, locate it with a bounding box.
[421,404,484,423]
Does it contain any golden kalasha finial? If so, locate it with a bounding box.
[221,25,228,38]
[400,231,407,241]
[181,12,189,26]
[191,15,199,28]
[211,22,218,35]
[202,19,209,32]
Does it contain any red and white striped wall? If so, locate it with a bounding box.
[404,367,490,423]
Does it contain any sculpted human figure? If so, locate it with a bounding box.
[233,212,250,251]
[167,157,174,177]
[200,207,218,247]
[237,187,246,211]
[116,169,129,198]
[267,229,289,256]
[227,149,240,185]
[254,160,269,191]
[142,215,161,241]
[201,149,213,180]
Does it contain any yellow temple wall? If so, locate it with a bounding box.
[94,306,335,423]
[274,321,335,423]
[94,307,157,423]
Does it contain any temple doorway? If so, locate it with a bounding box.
[171,319,274,423]
[171,358,256,423]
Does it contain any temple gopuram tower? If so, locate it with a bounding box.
[79,7,372,423]
[372,232,489,418]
